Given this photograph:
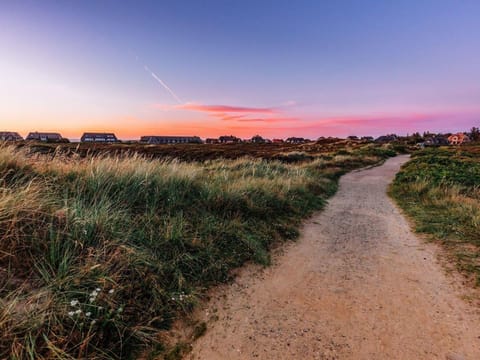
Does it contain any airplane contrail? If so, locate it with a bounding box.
[144,65,182,104]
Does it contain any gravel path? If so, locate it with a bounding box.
[188,155,480,360]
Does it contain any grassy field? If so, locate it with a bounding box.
[390,145,480,287]
[0,142,395,359]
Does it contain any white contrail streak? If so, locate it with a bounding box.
[144,65,182,103]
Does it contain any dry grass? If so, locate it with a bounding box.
[0,143,394,359]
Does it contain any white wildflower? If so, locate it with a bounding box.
[68,311,75,317]
[91,320,97,325]
[108,289,114,294]
[70,299,79,307]
[75,309,82,315]
[85,312,91,317]
[95,287,101,292]
[89,297,95,303]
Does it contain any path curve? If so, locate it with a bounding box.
[189,155,480,360]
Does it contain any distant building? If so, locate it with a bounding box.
[140,135,202,144]
[286,137,307,144]
[0,131,23,141]
[424,136,449,146]
[206,138,220,144]
[361,136,374,141]
[375,134,398,143]
[251,135,266,143]
[448,133,470,145]
[26,132,65,142]
[347,135,359,140]
[272,138,284,143]
[219,135,241,143]
[81,133,118,143]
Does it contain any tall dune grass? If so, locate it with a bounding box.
[0,145,392,359]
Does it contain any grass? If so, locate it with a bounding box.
[390,145,480,287]
[0,143,395,359]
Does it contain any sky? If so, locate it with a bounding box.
[0,0,479,140]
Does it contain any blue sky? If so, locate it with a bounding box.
[1,0,479,138]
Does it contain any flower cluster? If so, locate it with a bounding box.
[67,286,119,327]
[170,292,193,302]
[89,288,101,303]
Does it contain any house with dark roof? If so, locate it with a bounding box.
[0,132,23,141]
[424,136,449,146]
[26,132,66,142]
[375,134,398,143]
[205,138,220,144]
[251,135,266,143]
[219,135,241,143]
[286,137,308,144]
[81,133,118,143]
[140,136,202,144]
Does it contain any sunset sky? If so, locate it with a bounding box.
[1,0,479,140]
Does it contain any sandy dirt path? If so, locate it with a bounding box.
[188,155,480,360]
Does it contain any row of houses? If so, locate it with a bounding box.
[0,131,119,143]
[0,132,203,144]
[0,131,473,145]
[205,135,312,144]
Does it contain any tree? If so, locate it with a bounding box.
[469,127,480,142]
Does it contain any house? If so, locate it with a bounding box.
[375,134,398,143]
[448,133,470,145]
[361,136,374,141]
[26,132,66,142]
[424,136,449,146]
[347,135,359,140]
[219,135,241,143]
[272,138,284,143]
[286,137,307,144]
[251,135,265,143]
[0,131,23,141]
[81,133,118,143]
[206,138,220,144]
[140,136,202,144]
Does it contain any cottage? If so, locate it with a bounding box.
[251,135,265,143]
[361,136,374,141]
[0,131,23,141]
[448,133,470,145]
[140,136,202,144]
[81,133,118,143]
[347,135,359,140]
[206,138,220,144]
[286,137,307,144]
[424,136,449,146]
[26,132,65,142]
[272,138,284,143]
[219,135,241,143]
[375,134,398,143]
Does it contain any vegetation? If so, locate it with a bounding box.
[0,143,395,359]
[390,145,480,286]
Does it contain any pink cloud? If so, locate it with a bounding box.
[177,103,276,114]
[236,117,298,123]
